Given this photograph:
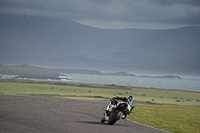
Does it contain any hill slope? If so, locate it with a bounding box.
[0,64,60,79]
[0,14,200,75]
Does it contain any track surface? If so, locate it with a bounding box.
[0,95,171,133]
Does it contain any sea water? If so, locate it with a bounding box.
[1,73,200,92]
[64,74,200,92]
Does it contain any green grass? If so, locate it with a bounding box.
[0,79,200,133]
[0,79,199,106]
[131,88,200,106]
[128,105,200,133]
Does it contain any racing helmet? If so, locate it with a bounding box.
[128,95,134,104]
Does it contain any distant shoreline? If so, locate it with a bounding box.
[45,68,183,79]
[0,64,184,82]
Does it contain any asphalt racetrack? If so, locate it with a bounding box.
[0,95,171,133]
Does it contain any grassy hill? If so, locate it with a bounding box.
[0,64,60,79]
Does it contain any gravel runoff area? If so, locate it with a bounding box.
[0,95,172,133]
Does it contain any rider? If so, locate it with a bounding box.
[104,95,134,120]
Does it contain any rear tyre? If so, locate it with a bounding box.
[108,110,121,125]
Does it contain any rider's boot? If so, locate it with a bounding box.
[121,114,127,119]
[121,109,129,119]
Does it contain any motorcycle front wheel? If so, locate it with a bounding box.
[108,110,121,125]
[101,116,106,123]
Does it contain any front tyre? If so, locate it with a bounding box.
[101,116,106,123]
[108,110,121,125]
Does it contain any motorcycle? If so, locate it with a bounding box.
[101,101,130,125]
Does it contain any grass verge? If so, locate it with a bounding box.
[0,79,199,106]
[128,105,200,133]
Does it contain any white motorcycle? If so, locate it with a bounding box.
[101,101,132,125]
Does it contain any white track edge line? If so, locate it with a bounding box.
[125,118,173,133]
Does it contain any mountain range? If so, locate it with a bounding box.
[0,14,200,75]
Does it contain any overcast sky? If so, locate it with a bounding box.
[0,0,200,29]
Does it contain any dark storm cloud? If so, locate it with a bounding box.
[153,0,200,6]
[0,0,200,29]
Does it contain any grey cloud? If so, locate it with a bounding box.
[152,0,200,6]
[118,0,200,23]
[0,0,200,29]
